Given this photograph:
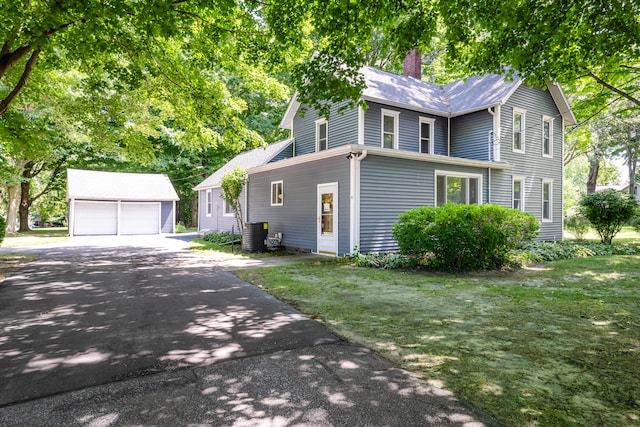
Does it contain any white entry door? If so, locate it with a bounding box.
[317,182,338,256]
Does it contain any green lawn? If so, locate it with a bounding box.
[564,225,640,243]
[236,256,640,427]
[190,237,294,261]
[1,227,69,248]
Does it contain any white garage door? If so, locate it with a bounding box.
[120,202,160,235]
[74,202,118,236]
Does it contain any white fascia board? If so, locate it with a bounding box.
[545,81,577,127]
[248,144,512,174]
[449,103,502,118]
[279,93,300,129]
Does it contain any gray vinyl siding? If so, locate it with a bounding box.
[359,155,490,253]
[362,102,447,155]
[198,187,244,233]
[450,110,493,161]
[498,84,564,240]
[247,156,351,255]
[160,201,174,233]
[269,143,294,163]
[292,101,358,156]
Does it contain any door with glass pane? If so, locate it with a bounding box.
[317,183,338,255]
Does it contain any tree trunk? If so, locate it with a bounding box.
[586,155,600,194]
[18,178,31,232]
[191,194,198,228]
[5,184,20,234]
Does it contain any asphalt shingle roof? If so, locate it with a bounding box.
[194,139,293,190]
[67,169,179,201]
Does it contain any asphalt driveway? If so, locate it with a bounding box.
[0,235,494,426]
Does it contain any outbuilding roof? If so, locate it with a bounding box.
[281,66,577,128]
[193,139,293,190]
[67,169,179,201]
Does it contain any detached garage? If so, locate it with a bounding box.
[67,169,179,236]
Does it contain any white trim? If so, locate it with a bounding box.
[434,170,484,206]
[419,117,435,154]
[270,180,283,206]
[222,198,234,217]
[357,105,365,145]
[172,200,176,233]
[205,189,213,217]
[68,198,75,236]
[512,175,526,211]
[315,118,328,152]
[349,156,357,253]
[561,117,565,235]
[542,179,553,222]
[513,107,526,153]
[542,115,554,158]
[117,200,122,236]
[493,105,501,161]
[545,81,577,126]
[381,108,400,149]
[249,144,512,174]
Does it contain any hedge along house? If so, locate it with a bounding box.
[67,169,179,236]
[193,138,294,234]
[197,56,576,256]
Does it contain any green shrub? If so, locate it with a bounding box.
[631,209,640,233]
[0,216,5,246]
[579,190,637,244]
[175,223,187,233]
[392,204,539,271]
[348,249,416,269]
[564,215,590,240]
[202,231,241,245]
[513,240,640,264]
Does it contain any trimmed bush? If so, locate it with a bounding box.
[0,216,5,246]
[580,190,637,244]
[202,231,241,245]
[392,204,539,271]
[564,215,590,240]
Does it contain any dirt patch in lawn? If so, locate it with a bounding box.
[0,254,36,283]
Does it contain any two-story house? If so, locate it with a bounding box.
[195,58,576,256]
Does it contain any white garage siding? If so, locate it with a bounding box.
[120,202,160,235]
[73,201,118,236]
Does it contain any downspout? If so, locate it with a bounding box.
[488,107,495,162]
[351,149,368,254]
[447,115,451,156]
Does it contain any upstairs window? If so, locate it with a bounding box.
[542,116,553,157]
[542,180,552,221]
[316,119,328,152]
[436,172,481,206]
[419,117,435,154]
[381,109,399,149]
[513,108,526,152]
[271,180,283,206]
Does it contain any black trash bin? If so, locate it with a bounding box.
[242,222,268,252]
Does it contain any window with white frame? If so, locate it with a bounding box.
[542,180,552,221]
[205,190,213,216]
[381,109,399,149]
[270,180,283,206]
[513,108,526,152]
[223,198,234,216]
[316,119,328,152]
[419,117,435,154]
[513,177,525,211]
[542,116,553,157]
[435,172,481,206]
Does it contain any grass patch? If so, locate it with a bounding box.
[0,253,36,282]
[1,227,69,248]
[189,237,293,261]
[564,225,640,244]
[235,256,640,426]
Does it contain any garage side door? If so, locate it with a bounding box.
[74,202,118,236]
[120,202,160,235]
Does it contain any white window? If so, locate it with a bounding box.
[223,199,234,217]
[513,176,525,211]
[419,117,435,154]
[205,190,212,217]
[435,172,482,206]
[542,180,552,222]
[316,119,328,152]
[271,180,283,206]
[513,108,526,152]
[542,116,553,157]
[381,109,399,149]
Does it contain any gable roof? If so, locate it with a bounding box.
[194,138,293,190]
[281,66,576,128]
[67,169,179,201]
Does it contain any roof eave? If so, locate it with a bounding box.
[279,93,300,129]
[545,81,578,127]
[361,95,449,117]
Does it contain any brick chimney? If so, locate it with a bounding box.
[403,49,422,80]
